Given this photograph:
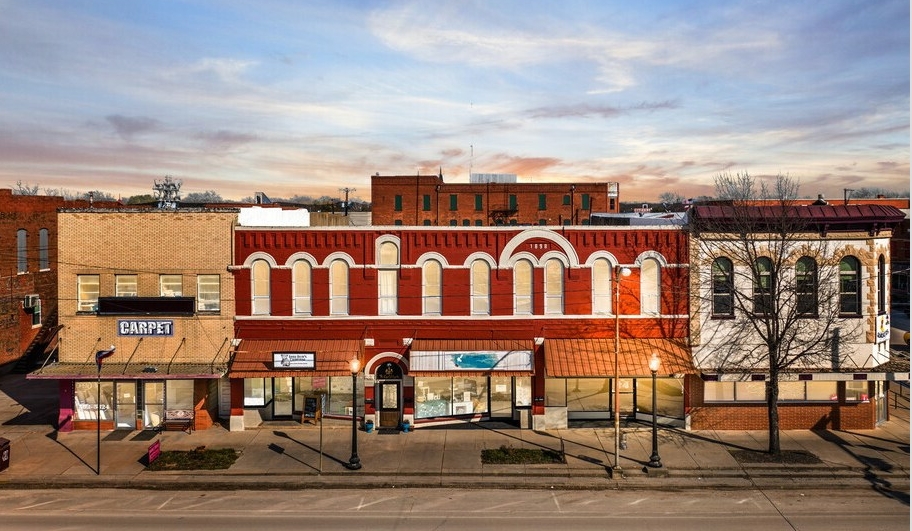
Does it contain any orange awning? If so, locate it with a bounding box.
[544,338,694,378]
[229,339,363,377]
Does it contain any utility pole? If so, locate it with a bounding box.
[339,187,356,216]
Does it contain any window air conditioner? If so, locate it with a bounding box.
[23,295,39,309]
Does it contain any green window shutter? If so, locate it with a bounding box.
[581,194,590,210]
[394,195,402,211]
[422,195,431,211]
[509,194,517,209]
[450,194,458,210]
[538,194,546,209]
[475,194,483,211]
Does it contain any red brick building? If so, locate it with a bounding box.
[370,174,620,227]
[0,190,118,369]
[229,224,690,431]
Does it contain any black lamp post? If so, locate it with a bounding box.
[647,353,663,468]
[346,357,362,470]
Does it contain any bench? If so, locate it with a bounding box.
[161,410,194,433]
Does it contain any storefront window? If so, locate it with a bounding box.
[637,377,684,417]
[454,377,488,414]
[845,381,869,402]
[327,375,355,416]
[74,381,113,420]
[244,378,270,407]
[780,381,838,401]
[514,377,532,407]
[166,380,194,412]
[544,378,567,407]
[415,377,454,418]
[567,378,609,411]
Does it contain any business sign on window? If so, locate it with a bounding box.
[876,314,891,343]
[117,319,174,336]
[273,352,316,370]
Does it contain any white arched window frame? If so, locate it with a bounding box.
[251,259,271,315]
[544,258,564,315]
[514,259,533,315]
[796,256,818,317]
[292,260,312,315]
[591,258,613,315]
[471,259,491,316]
[377,241,399,316]
[641,257,661,315]
[330,259,350,316]
[422,259,442,316]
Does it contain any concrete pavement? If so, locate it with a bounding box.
[0,373,908,492]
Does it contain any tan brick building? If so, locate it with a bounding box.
[371,174,620,226]
[29,208,238,432]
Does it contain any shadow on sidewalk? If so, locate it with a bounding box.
[46,431,95,474]
[273,430,347,471]
[812,429,909,506]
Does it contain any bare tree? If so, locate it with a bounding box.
[13,180,40,195]
[689,172,853,454]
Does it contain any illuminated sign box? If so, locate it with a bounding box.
[273,352,316,370]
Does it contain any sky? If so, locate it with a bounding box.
[0,0,908,203]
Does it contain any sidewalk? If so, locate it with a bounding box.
[0,375,908,491]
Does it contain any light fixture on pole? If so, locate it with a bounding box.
[346,357,362,470]
[647,352,663,468]
[613,266,631,473]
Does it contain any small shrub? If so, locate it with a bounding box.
[481,444,565,464]
[147,446,239,471]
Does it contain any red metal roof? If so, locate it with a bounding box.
[544,338,694,377]
[230,339,363,377]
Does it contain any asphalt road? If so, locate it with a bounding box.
[1,487,908,531]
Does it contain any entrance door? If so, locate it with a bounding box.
[114,382,136,430]
[143,381,164,429]
[618,378,636,418]
[490,376,512,418]
[377,381,401,429]
[273,377,293,418]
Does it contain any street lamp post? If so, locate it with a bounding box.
[613,266,631,473]
[647,352,663,468]
[346,357,362,470]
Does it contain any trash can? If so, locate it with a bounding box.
[0,437,9,472]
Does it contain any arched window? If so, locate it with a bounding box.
[292,260,312,315]
[641,258,661,315]
[378,242,399,315]
[591,259,612,315]
[878,255,886,314]
[839,256,861,316]
[251,259,270,315]
[753,257,774,315]
[796,257,818,316]
[38,228,49,270]
[16,229,27,273]
[422,259,442,316]
[544,258,564,315]
[471,260,490,315]
[712,257,734,317]
[330,259,349,316]
[514,259,533,315]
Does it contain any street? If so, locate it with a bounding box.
[0,487,908,531]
